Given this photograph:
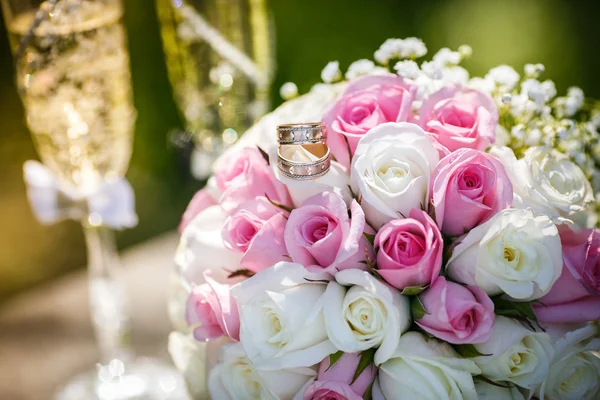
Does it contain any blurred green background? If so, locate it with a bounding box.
[0,0,599,302]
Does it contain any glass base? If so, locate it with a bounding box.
[55,357,190,400]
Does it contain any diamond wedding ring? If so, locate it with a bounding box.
[277,123,330,180]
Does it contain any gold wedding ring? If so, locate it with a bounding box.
[278,122,327,145]
[277,123,330,180]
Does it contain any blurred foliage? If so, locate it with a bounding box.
[0,0,599,301]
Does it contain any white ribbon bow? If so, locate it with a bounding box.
[23,161,138,229]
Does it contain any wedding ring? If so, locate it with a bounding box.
[278,122,327,145]
[277,142,331,180]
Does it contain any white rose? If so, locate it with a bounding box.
[447,208,562,300]
[171,205,243,330]
[537,324,600,400]
[491,146,594,224]
[274,145,352,207]
[473,316,554,391]
[350,122,439,229]
[474,381,525,400]
[323,269,411,365]
[379,332,481,400]
[174,205,242,285]
[168,332,212,399]
[231,262,338,370]
[209,343,316,400]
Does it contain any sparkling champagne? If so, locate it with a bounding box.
[156,0,273,177]
[7,1,135,191]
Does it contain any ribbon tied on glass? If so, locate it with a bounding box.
[23,160,138,229]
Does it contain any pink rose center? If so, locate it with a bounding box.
[585,259,600,293]
[302,216,338,245]
[219,158,249,189]
[232,217,262,251]
[348,105,374,124]
[438,104,476,129]
[383,229,426,267]
[451,308,477,335]
[311,389,347,400]
[188,290,219,327]
[456,163,496,202]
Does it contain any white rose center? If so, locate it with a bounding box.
[376,161,415,192]
[261,302,286,346]
[500,342,537,378]
[554,353,600,399]
[343,287,387,343]
[226,357,261,400]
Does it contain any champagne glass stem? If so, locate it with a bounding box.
[83,222,134,365]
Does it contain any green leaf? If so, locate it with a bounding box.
[454,344,490,358]
[325,350,344,372]
[363,232,376,248]
[363,379,375,400]
[264,194,293,213]
[227,269,255,279]
[257,146,270,164]
[351,349,376,384]
[427,199,436,222]
[492,297,538,322]
[411,296,429,320]
[348,185,359,201]
[475,376,515,389]
[401,285,428,296]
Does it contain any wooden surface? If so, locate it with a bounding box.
[0,231,180,400]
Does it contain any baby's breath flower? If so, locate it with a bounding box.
[525,128,542,146]
[400,37,427,58]
[374,38,404,64]
[345,59,377,80]
[374,37,427,64]
[279,82,298,100]
[468,77,495,93]
[442,66,470,85]
[511,124,526,140]
[394,60,421,79]
[432,48,461,65]
[485,65,520,91]
[421,60,443,79]
[524,63,545,78]
[458,44,472,58]
[510,94,538,120]
[564,87,585,116]
[521,79,556,105]
[321,61,341,84]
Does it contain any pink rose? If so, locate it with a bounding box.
[430,148,513,237]
[303,352,376,400]
[222,196,288,272]
[323,74,417,168]
[186,270,240,341]
[215,147,291,211]
[178,188,217,234]
[419,86,498,152]
[374,209,443,290]
[534,227,600,324]
[284,192,371,274]
[416,277,495,344]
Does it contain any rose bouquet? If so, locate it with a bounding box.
[170,37,600,400]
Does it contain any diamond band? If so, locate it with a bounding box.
[277,122,327,145]
[277,144,331,180]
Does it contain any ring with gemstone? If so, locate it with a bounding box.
[277,122,327,145]
[277,142,331,180]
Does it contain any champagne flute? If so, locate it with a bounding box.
[1,1,188,398]
[155,0,274,179]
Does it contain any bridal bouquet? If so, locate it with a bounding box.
[170,37,600,400]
